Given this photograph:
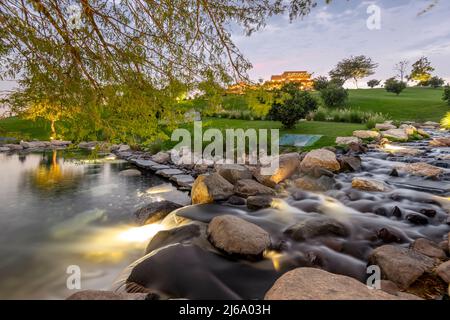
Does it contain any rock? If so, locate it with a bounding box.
[352,177,386,192]
[423,121,440,128]
[227,195,246,206]
[308,167,334,178]
[339,156,362,172]
[216,164,252,184]
[264,268,399,300]
[399,124,417,136]
[118,169,141,177]
[50,140,71,147]
[395,162,444,178]
[406,214,428,225]
[20,140,49,149]
[0,146,10,152]
[117,144,131,152]
[4,144,23,150]
[438,240,449,255]
[169,174,195,188]
[300,149,340,173]
[191,173,234,204]
[376,123,397,131]
[207,215,271,257]
[294,176,334,192]
[78,141,98,150]
[382,129,408,142]
[417,129,430,138]
[392,206,402,217]
[146,223,202,254]
[436,261,450,284]
[234,179,275,197]
[155,168,184,178]
[251,153,301,187]
[194,163,209,174]
[368,245,435,289]
[377,228,403,243]
[66,290,150,300]
[430,137,450,147]
[353,130,381,140]
[152,151,171,164]
[285,217,349,241]
[134,200,182,225]
[418,209,436,218]
[411,238,446,259]
[335,136,361,145]
[379,280,400,295]
[246,195,274,210]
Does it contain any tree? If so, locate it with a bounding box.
[385,77,407,95]
[267,83,318,129]
[0,0,324,143]
[394,60,409,83]
[409,57,435,84]
[320,84,348,108]
[367,79,381,88]
[443,86,450,106]
[313,76,330,91]
[329,55,378,88]
[427,76,445,88]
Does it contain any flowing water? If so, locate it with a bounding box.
[0,150,189,299]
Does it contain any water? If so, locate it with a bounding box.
[0,150,189,299]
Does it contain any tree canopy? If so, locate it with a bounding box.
[409,56,435,84]
[0,0,324,143]
[329,55,378,88]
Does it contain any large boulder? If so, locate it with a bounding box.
[20,140,49,149]
[251,153,301,187]
[368,245,436,289]
[300,149,340,173]
[410,238,446,259]
[152,151,171,164]
[399,124,417,136]
[216,164,252,184]
[382,129,408,142]
[191,173,234,204]
[335,136,361,145]
[436,261,450,284]
[264,268,399,300]
[146,223,203,254]
[284,217,349,241]
[395,162,444,178]
[246,195,274,210]
[207,215,271,257]
[430,137,450,147]
[376,123,396,131]
[66,290,150,300]
[234,179,275,197]
[294,176,334,192]
[353,130,381,140]
[134,200,182,225]
[352,177,387,192]
[339,156,362,172]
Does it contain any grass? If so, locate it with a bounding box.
[347,87,448,122]
[0,116,51,141]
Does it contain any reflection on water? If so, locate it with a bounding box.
[0,151,189,299]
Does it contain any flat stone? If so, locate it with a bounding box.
[335,136,361,145]
[207,215,271,257]
[152,151,171,164]
[264,268,399,300]
[300,149,340,173]
[155,168,184,178]
[118,169,141,176]
[234,179,276,197]
[0,146,10,152]
[20,140,49,149]
[134,159,159,169]
[382,129,408,142]
[134,200,182,225]
[151,164,170,170]
[376,123,397,130]
[411,238,446,259]
[4,144,23,150]
[294,176,334,191]
[430,137,450,147]
[285,217,349,241]
[368,245,436,289]
[246,195,274,210]
[352,177,386,192]
[353,130,381,140]
[395,162,444,177]
[216,164,252,184]
[170,174,195,187]
[50,140,71,146]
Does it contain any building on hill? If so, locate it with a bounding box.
[265,71,314,90]
[225,81,258,95]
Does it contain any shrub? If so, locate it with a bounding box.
[366,113,389,129]
[427,76,445,88]
[267,84,318,129]
[441,111,450,129]
[312,107,327,121]
[367,79,381,88]
[443,85,450,106]
[313,76,330,91]
[385,77,406,95]
[320,84,348,108]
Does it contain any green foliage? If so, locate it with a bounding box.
[365,113,390,129]
[307,107,389,126]
[267,83,318,129]
[367,79,381,88]
[409,56,434,83]
[329,55,378,88]
[320,84,348,108]
[245,87,275,117]
[424,76,445,88]
[313,76,330,91]
[385,77,407,95]
[441,111,450,129]
[443,86,450,106]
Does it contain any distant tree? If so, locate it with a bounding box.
[443,86,450,106]
[409,57,435,84]
[313,76,330,91]
[427,76,445,88]
[320,84,348,108]
[367,79,381,88]
[394,60,409,83]
[385,77,407,95]
[329,55,378,88]
[267,83,318,129]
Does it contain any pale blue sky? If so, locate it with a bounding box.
[232,0,450,88]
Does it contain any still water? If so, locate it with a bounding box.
[0,151,189,299]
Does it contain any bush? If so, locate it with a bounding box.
[367,79,381,88]
[385,77,406,95]
[312,107,327,121]
[366,113,388,129]
[320,84,348,108]
[443,85,450,105]
[313,76,330,91]
[441,111,450,129]
[427,76,445,88]
[267,83,318,129]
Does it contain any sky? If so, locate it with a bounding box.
[1,0,449,93]
[232,0,450,88]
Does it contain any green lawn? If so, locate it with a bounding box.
[347,87,448,122]
[0,116,51,141]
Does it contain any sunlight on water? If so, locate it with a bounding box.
[117,224,165,243]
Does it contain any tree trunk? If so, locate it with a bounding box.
[50,119,56,139]
[354,78,359,89]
